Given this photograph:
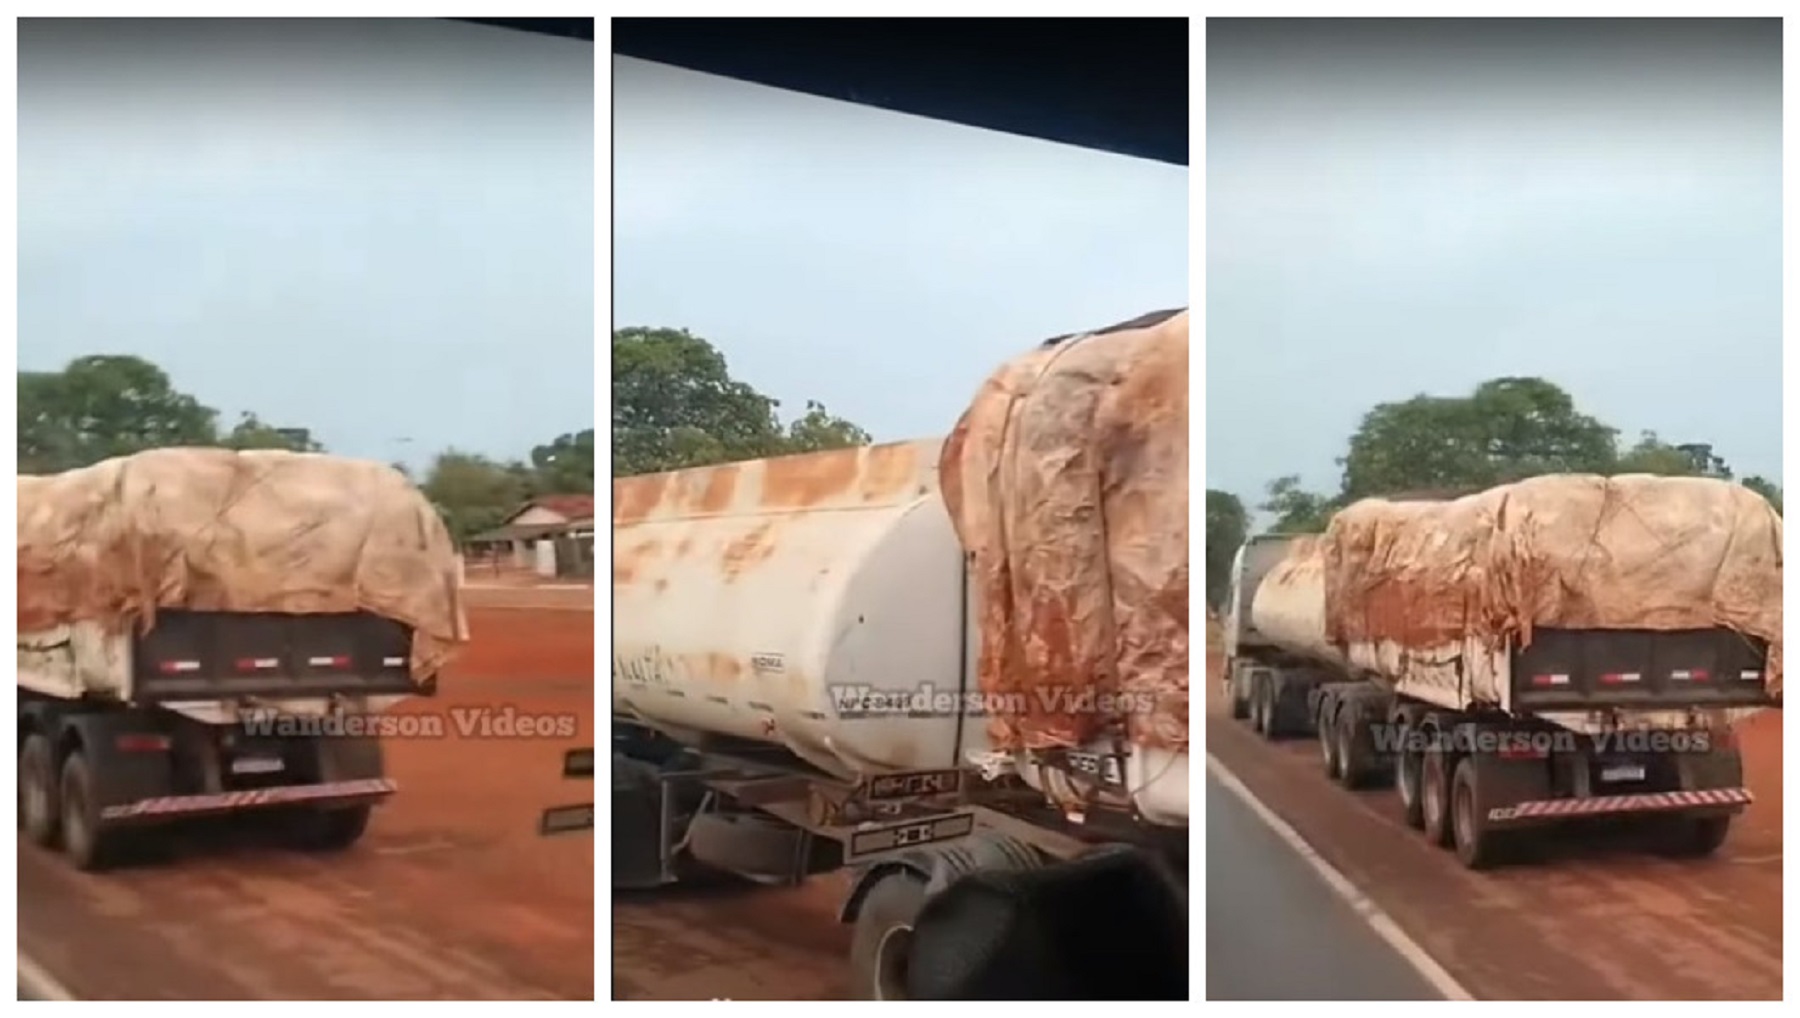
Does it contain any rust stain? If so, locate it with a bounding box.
[721,522,778,580]
[614,472,672,525]
[696,464,739,513]
[761,448,862,508]
[857,442,923,503]
[706,652,745,681]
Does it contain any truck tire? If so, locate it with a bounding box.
[20,732,61,849]
[1450,756,1508,870]
[288,805,373,852]
[1333,706,1368,789]
[1228,673,1250,720]
[1655,814,1732,859]
[849,870,928,1000]
[1253,674,1279,739]
[1418,744,1454,849]
[1394,716,1425,829]
[1317,697,1340,779]
[58,750,129,872]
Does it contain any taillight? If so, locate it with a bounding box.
[306,655,352,669]
[157,660,202,674]
[116,733,172,753]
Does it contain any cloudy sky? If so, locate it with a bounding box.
[18,18,594,469]
[613,55,1189,444]
[1207,18,1781,507]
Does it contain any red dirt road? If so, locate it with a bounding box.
[1206,642,1783,1000]
[18,595,595,1000]
[611,874,853,1000]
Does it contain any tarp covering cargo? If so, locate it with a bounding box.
[1323,474,1783,696]
[940,308,1190,752]
[17,448,467,680]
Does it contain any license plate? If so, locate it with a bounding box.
[845,811,976,862]
[1601,764,1646,783]
[231,755,285,775]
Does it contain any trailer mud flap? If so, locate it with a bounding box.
[1488,787,1752,823]
[845,811,977,863]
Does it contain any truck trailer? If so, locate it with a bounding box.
[17,448,468,871]
[1223,475,1781,869]
[612,308,1190,999]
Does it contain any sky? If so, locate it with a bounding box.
[17,18,594,470]
[613,55,1189,444]
[1207,18,1782,507]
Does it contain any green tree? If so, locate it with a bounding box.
[1205,490,1249,609]
[221,412,324,453]
[1339,377,1616,499]
[18,355,218,472]
[1742,475,1783,515]
[612,326,872,476]
[530,428,596,493]
[784,399,872,453]
[1261,475,1336,534]
[421,451,534,543]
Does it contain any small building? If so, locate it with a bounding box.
[468,494,596,579]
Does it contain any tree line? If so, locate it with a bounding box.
[1205,376,1784,609]
[17,354,594,544]
[612,326,871,477]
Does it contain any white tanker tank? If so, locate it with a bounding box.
[1243,535,1346,669]
[612,438,972,779]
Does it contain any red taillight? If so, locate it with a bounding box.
[1498,745,1550,760]
[157,660,202,675]
[116,733,172,753]
[234,657,281,672]
[306,655,351,669]
[1599,672,1642,686]
[1531,673,1571,688]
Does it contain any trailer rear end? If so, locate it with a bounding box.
[1225,475,1780,868]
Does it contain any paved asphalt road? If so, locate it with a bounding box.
[1205,771,1443,1001]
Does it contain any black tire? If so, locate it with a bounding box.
[850,870,928,1001]
[1655,814,1732,859]
[1334,706,1366,789]
[288,805,372,852]
[1450,756,1506,870]
[1318,700,1340,779]
[1255,676,1281,739]
[1228,674,1250,720]
[20,733,61,849]
[1395,721,1425,830]
[1419,745,1453,849]
[59,750,127,872]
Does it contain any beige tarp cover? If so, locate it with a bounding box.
[941,309,1189,752]
[1323,474,1783,696]
[18,448,467,680]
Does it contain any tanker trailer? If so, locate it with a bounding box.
[612,307,1190,999]
[1224,475,1780,870]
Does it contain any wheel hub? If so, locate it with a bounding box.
[873,923,914,1001]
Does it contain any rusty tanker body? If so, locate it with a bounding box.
[612,438,968,778]
[610,308,1192,999]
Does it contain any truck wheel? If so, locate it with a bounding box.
[1419,746,1454,849]
[20,733,62,849]
[1450,756,1507,870]
[1228,673,1250,720]
[58,750,128,872]
[1317,698,1340,778]
[1395,732,1425,830]
[288,805,372,852]
[850,870,928,1000]
[1655,815,1732,859]
[1333,707,1367,789]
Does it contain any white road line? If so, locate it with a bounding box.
[1206,753,1474,1002]
[18,951,76,1001]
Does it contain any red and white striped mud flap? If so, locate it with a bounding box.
[99,778,399,822]
[1487,787,1753,823]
